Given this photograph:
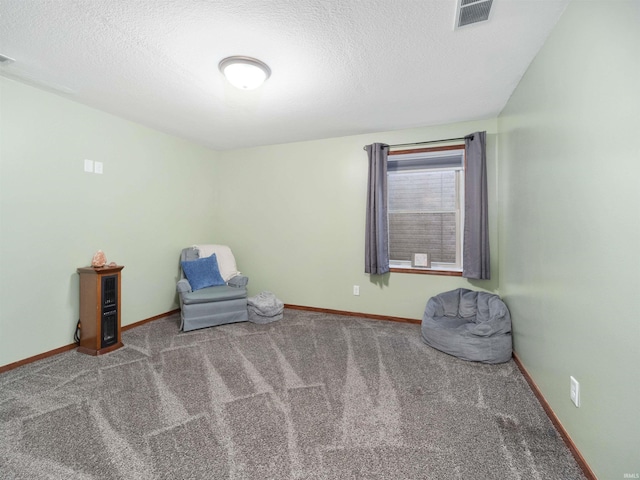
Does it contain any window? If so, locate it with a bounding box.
[387,145,465,273]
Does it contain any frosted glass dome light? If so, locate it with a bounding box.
[219,56,271,90]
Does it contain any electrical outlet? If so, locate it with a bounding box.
[570,376,580,407]
[94,161,103,174]
[84,159,94,173]
[353,285,360,296]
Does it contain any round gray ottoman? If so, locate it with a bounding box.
[247,291,284,324]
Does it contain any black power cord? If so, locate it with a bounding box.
[74,319,81,344]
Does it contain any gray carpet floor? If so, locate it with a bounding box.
[0,309,585,479]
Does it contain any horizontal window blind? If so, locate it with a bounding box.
[388,151,463,172]
[389,212,457,263]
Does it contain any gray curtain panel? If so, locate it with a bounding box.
[463,131,490,279]
[365,143,390,274]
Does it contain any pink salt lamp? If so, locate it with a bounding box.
[91,250,107,267]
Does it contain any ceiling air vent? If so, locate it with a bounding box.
[456,0,493,28]
[0,54,16,65]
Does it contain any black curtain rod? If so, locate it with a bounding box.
[362,135,470,151]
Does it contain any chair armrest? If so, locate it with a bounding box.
[467,317,511,337]
[177,279,192,294]
[227,275,249,288]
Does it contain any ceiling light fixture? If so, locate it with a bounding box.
[218,56,271,90]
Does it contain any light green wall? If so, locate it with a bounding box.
[0,78,218,367]
[214,118,499,320]
[0,75,499,366]
[497,2,640,478]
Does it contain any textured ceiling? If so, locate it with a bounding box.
[0,0,569,150]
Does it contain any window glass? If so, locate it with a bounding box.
[387,147,464,271]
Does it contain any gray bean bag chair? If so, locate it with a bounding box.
[421,288,512,364]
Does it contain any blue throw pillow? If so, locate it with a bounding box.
[181,254,226,291]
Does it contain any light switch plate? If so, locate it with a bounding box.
[84,159,94,173]
[94,161,103,174]
[570,376,580,407]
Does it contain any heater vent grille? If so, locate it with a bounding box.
[457,0,493,28]
[0,54,15,65]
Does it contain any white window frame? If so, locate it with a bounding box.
[387,146,465,273]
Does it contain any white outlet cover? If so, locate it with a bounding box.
[94,161,103,174]
[83,159,93,173]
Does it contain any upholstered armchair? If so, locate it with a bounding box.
[176,245,248,332]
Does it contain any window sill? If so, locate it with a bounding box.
[389,267,463,277]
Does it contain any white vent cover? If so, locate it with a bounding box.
[455,0,493,28]
[0,54,15,65]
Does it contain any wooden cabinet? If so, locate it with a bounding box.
[77,265,124,355]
